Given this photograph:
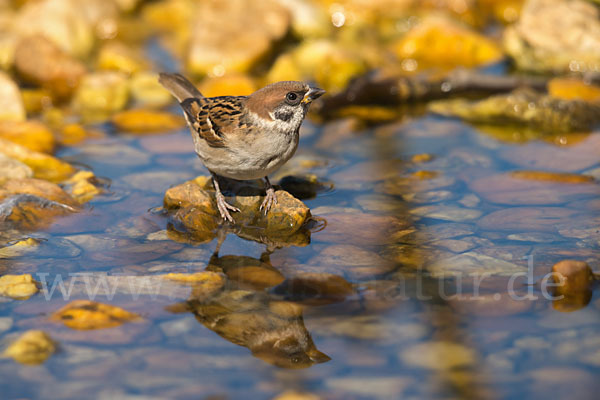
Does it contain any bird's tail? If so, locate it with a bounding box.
[158,72,204,102]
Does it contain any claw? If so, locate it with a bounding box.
[260,187,278,214]
[211,172,240,223]
[215,192,240,223]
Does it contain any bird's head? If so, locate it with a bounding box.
[246,81,325,126]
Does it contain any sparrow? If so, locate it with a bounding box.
[158,73,325,222]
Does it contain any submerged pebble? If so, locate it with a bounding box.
[3,330,56,365]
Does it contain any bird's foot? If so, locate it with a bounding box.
[259,187,278,214]
[215,192,240,223]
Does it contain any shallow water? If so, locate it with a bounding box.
[1,100,599,399]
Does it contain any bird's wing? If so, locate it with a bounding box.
[180,96,248,149]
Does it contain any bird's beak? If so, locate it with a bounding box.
[302,87,326,104]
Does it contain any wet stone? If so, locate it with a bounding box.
[0,154,32,180]
[72,141,151,167]
[0,138,76,182]
[0,237,39,259]
[551,260,593,295]
[426,251,527,277]
[430,89,600,134]
[74,71,129,118]
[0,317,12,332]
[432,237,488,253]
[122,171,194,194]
[355,194,404,213]
[51,300,142,330]
[326,376,413,399]
[478,207,580,232]
[164,176,311,244]
[548,78,600,102]
[278,175,333,200]
[410,205,482,222]
[507,232,560,243]
[3,330,56,365]
[331,160,402,183]
[0,274,39,300]
[400,341,476,370]
[402,190,454,204]
[0,120,55,154]
[314,210,412,246]
[0,178,79,207]
[273,391,321,400]
[469,171,599,205]
[378,175,456,196]
[112,109,185,134]
[450,292,533,317]
[499,132,600,172]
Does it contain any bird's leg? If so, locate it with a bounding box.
[260,176,278,214]
[211,173,240,223]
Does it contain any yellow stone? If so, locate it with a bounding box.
[0,34,17,71]
[186,0,290,75]
[74,71,129,116]
[412,170,439,179]
[548,78,600,102]
[129,71,173,108]
[51,300,141,330]
[268,40,368,92]
[162,271,226,299]
[21,89,53,115]
[14,35,87,100]
[3,330,56,365]
[0,274,39,299]
[392,15,503,70]
[97,41,147,75]
[62,170,102,203]
[141,0,196,34]
[162,271,225,284]
[0,72,25,122]
[273,391,321,400]
[266,53,303,85]
[510,170,594,184]
[59,123,103,146]
[111,109,185,133]
[478,0,523,24]
[14,0,96,58]
[0,139,75,182]
[199,74,257,97]
[400,341,476,370]
[411,153,434,163]
[0,121,55,154]
[0,238,40,259]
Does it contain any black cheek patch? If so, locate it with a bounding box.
[274,109,294,122]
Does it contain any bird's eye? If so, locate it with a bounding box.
[286,92,298,102]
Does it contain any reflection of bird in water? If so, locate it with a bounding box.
[169,228,330,369]
[185,289,330,369]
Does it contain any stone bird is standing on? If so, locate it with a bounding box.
[159,73,325,222]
